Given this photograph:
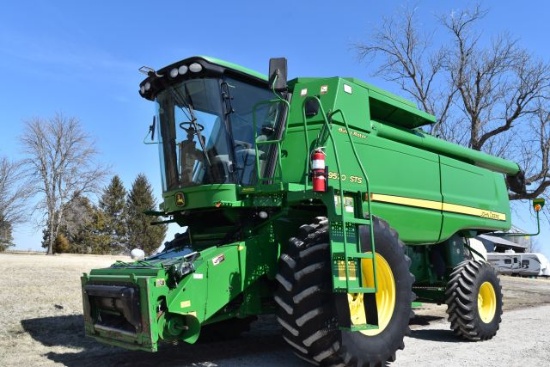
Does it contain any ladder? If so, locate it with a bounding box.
[303,98,379,331]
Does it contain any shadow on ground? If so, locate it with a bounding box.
[409,328,461,343]
[21,315,289,367]
[408,314,462,343]
[409,314,445,326]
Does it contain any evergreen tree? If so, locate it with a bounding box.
[126,174,167,254]
[0,214,14,252]
[98,175,128,253]
[53,233,70,253]
[54,194,110,254]
[86,208,111,254]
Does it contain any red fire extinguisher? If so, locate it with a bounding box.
[311,149,327,192]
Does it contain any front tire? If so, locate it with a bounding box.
[275,216,414,366]
[445,260,503,341]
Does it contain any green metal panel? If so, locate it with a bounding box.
[353,135,443,244]
[281,74,514,243]
[162,184,241,213]
[282,78,444,243]
[288,76,435,130]
[440,156,511,214]
[288,77,371,131]
[344,77,436,129]
[82,267,168,351]
[165,245,243,321]
[372,204,443,244]
[81,231,280,352]
[319,134,444,243]
[375,122,520,175]
[279,125,315,184]
[439,155,511,238]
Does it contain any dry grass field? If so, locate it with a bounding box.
[0,253,130,366]
[1,252,549,367]
[0,253,296,367]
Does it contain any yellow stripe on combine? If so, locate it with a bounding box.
[369,193,506,221]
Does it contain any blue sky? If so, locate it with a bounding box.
[2,0,550,257]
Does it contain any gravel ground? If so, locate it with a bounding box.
[394,303,550,366]
[1,253,549,367]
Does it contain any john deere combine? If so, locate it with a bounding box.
[81,56,536,366]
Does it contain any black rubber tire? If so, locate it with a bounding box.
[445,260,503,341]
[274,216,414,367]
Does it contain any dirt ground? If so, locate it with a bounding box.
[1,253,549,367]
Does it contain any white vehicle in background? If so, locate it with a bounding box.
[486,252,550,277]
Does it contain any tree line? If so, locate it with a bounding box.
[43,174,167,255]
[1,113,166,254]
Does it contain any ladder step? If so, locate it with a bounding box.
[347,323,379,332]
[347,286,376,293]
[347,218,371,225]
[350,252,374,260]
[333,251,374,260]
[333,216,371,225]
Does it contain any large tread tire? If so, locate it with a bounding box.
[275,216,414,367]
[445,260,503,341]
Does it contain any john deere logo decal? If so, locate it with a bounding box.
[175,192,185,206]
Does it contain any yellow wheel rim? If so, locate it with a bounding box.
[347,253,396,336]
[478,281,497,323]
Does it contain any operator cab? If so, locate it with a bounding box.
[139,56,283,192]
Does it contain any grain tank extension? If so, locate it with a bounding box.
[81,56,536,366]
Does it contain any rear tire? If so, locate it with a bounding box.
[445,260,503,341]
[275,216,414,366]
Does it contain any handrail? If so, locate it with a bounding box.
[251,98,290,186]
[301,96,376,292]
[329,109,377,290]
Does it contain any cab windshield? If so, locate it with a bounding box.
[155,77,276,191]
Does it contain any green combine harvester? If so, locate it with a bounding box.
[81,56,540,366]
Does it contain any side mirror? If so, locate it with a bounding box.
[143,116,158,145]
[149,116,156,141]
[269,57,288,92]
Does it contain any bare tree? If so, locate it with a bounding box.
[20,113,109,254]
[355,5,456,140]
[0,157,30,250]
[355,4,550,201]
